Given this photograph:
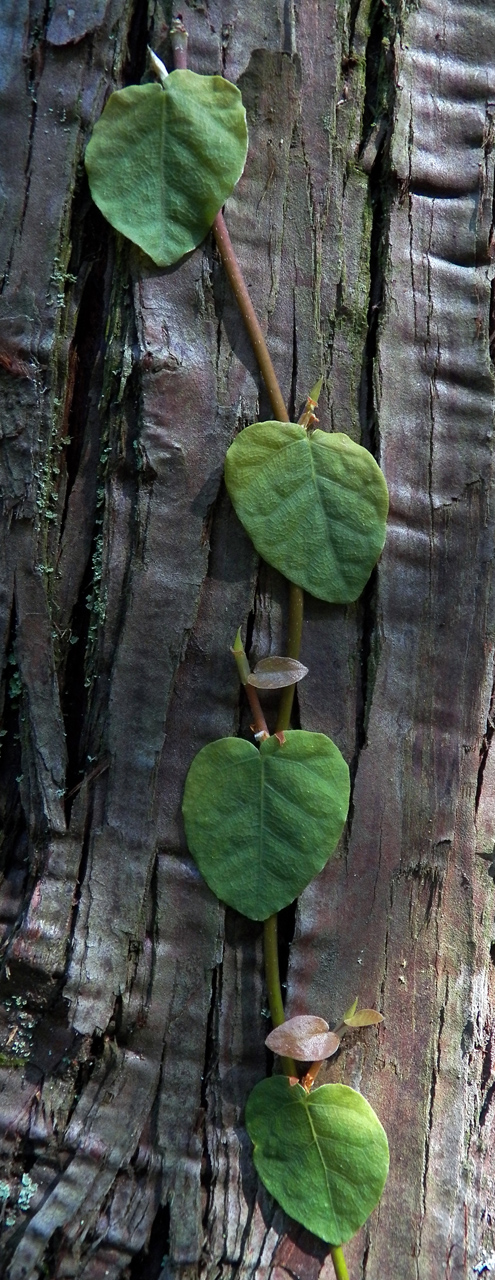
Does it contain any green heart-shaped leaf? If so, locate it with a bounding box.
[245,1076,389,1244]
[224,422,389,603]
[85,71,248,266]
[182,730,349,920]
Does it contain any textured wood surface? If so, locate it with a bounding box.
[0,1,494,1278]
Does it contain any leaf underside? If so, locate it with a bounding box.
[182,730,350,920]
[85,71,248,266]
[224,422,389,603]
[245,1077,389,1244]
[265,1015,340,1061]
[246,656,309,689]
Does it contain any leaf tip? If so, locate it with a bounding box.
[231,627,243,653]
[148,46,168,85]
[308,376,323,404]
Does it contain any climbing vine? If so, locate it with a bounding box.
[85,19,390,1279]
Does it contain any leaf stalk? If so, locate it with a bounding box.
[330,1246,350,1280]
[275,582,304,732]
[213,213,289,423]
[170,17,188,70]
[231,631,269,740]
[263,914,296,1077]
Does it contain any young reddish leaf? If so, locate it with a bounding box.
[265,1015,340,1061]
[343,1010,384,1028]
[246,656,309,689]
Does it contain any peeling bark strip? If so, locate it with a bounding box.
[0,2,493,1279]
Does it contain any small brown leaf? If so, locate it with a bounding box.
[265,1015,340,1062]
[343,1009,384,1028]
[246,657,309,689]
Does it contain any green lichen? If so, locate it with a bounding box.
[18,1173,38,1211]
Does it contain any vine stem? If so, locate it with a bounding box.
[275,582,304,732]
[212,214,289,423]
[170,17,188,69]
[232,632,270,740]
[264,915,296,1077]
[171,12,301,1092]
[330,1246,350,1280]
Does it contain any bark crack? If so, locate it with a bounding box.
[417,986,447,1272]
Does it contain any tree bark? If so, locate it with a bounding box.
[0,2,494,1278]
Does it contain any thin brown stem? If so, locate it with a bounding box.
[170,21,288,427]
[245,683,270,741]
[170,17,188,69]
[213,213,289,423]
[300,1058,324,1092]
[232,631,269,740]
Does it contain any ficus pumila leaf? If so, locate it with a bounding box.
[344,1009,384,1027]
[182,730,350,920]
[246,656,309,689]
[245,1076,389,1245]
[85,71,248,266]
[224,422,389,603]
[265,1015,340,1061]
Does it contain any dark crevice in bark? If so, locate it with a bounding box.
[490,267,495,365]
[290,681,301,731]
[130,1203,170,1280]
[346,0,397,828]
[360,6,396,455]
[62,547,96,808]
[350,568,378,793]
[143,854,159,1012]
[79,299,143,781]
[347,0,361,52]
[0,2,49,295]
[66,803,90,962]
[0,608,29,957]
[60,222,109,530]
[123,0,150,86]
[110,991,124,1043]
[420,999,445,1228]
[17,41,40,248]
[200,963,220,1232]
[245,606,256,658]
[481,1028,493,1093]
[479,1079,495,1128]
[475,680,495,815]
[277,899,297,1004]
[359,0,394,179]
[362,1230,371,1279]
[64,1028,106,1129]
[489,137,495,368]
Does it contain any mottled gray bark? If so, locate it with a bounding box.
[0,2,494,1278]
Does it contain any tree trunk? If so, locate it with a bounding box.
[0,1,494,1278]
